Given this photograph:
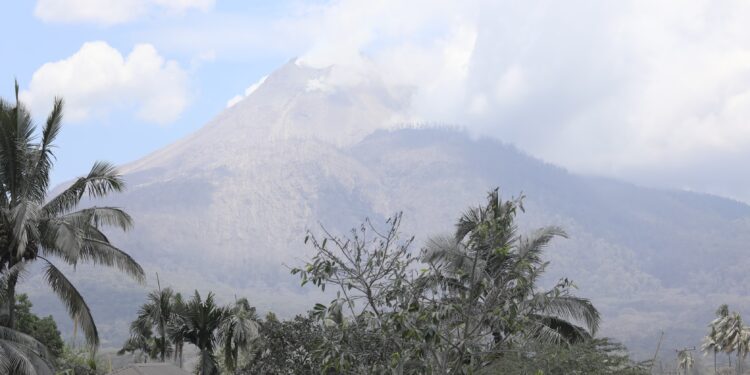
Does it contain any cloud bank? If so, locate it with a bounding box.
[21,42,189,125]
[32,0,750,201]
[267,0,750,202]
[34,0,214,25]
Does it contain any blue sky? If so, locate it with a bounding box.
[3,0,750,203]
[1,1,290,185]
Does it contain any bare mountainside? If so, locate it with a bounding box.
[24,61,750,355]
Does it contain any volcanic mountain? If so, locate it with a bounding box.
[25,60,750,356]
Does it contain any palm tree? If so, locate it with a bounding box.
[220,297,259,373]
[704,305,735,374]
[118,321,159,363]
[423,188,599,347]
[677,350,694,375]
[703,325,721,374]
[172,291,226,375]
[420,188,600,372]
[131,287,175,362]
[0,82,144,353]
[169,292,187,368]
[737,325,750,375]
[712,309,747,373]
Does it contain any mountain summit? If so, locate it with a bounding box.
[29,61,750,354]
[125,60,412,175]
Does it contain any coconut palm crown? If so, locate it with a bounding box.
[422,188,600,347]
[0,82,144,356]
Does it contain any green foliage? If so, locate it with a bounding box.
[118,320,160,363]
[121,287,260,375]
[172,291,225,375]
[56,344,106,375]
[239,313,323,375]
[219,297,259,372]
[480,338,649,375]
[121,287,175,362]
[417,188,600,373]
[292,212,426,373]
[289,188,603,374]
[13,293,64,357]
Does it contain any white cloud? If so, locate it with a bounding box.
[21,41,189,125]
[143,0,750,201]
[226,75,268,108]
[249,0,750,202]
[34,0,214,25]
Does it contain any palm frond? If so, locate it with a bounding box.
[0,341,39,375]
[22,98,63,204]
[0,326,55,375]
[38,220,83,265]
[0,262,28,304]
[77,238,144,282]
[40,258,99,348]
[524,320,569,345]
[9,200,41,259]
[0,326,51,359]
[62,207,133,232]
[42,161,125,217]
[536,295,600,335]
[530,315,592,344]
[455,207,482,242]
[515,226,567,261]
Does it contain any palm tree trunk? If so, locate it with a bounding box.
[5,265,17,329]
[738,352,743,375]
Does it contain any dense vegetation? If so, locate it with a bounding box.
[116,189,648,374]
[11,294,64,358]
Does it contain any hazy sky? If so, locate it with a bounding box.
[2,1,750,203]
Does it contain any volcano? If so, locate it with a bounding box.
[26,60,750,355]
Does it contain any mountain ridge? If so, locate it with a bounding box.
[22,61,750,358]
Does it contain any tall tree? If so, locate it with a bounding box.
[421,188,599,371]
[713,305,733,367]
[292,213,423,373]
[293,188,601,374]
[130,287,175,362]
[677,349,694,375]
[172,291,226,375]
[220,297,259,373]
[241,313,323,375]
[0,82,144,352]
[169,292,187,368]
[118,321,158,363]
[703,325,721,374]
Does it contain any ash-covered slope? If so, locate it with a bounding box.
[26,60,750,355]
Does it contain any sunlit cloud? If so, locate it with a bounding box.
[21,41,190,125]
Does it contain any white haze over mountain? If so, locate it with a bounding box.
[23,60,750,359]
[210,0,750,203]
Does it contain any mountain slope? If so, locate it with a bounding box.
[24,61,750,357]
